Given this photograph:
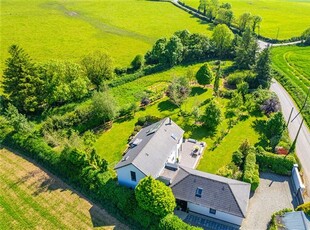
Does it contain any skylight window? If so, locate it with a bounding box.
[195,187,203,198]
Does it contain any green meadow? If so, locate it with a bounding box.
[1,0,213,74]
[271,45,310,126]
[184,0,310,40]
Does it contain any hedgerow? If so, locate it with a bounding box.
[255,147,296,175]
[243,151,260,191]
[296,202,310,216]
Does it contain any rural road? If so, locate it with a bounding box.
[270,80,310,197]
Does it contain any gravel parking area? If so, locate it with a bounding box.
[241,173,298,230]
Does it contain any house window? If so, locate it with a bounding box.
[130,171,136,181]
[209,208,216,215]
[195,187,203,197]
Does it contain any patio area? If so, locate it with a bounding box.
[179,139,206,169]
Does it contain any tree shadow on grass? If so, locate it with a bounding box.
[252,119,269,149]
[183,123,217,140]
[157,99,178,112]
[190,86,207,96]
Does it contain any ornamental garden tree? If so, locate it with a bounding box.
[135,176,176,217]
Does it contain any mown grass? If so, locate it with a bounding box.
[271,45,310,126]
[95,61,260,172]
[184,0,310,39]
[0,148,122,229]
[1,0,213,75]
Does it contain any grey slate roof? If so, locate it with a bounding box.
[171,166,251,218]
[280,211,310,230]
[114,118,184,177]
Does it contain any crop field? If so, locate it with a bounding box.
[271,45,310,126]
[0,148,128,230]
[1,0,213,75]
[184,0,310,39]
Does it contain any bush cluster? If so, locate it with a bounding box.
[255,148,296,175]
[296,202,310,216]
[243,151,260,191]
[159,214,202,230]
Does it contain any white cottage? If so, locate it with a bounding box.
[114,118,251,227]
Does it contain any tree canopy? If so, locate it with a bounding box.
[167,77,191,106]
[135,176,176,217]
[196,63,214,86]
[202,100,221,131]
[81,51,113,90]
[212,24,234,58]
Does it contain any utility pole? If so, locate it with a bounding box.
[287,107,294,127]
[292,87,310,122]
[288,119,304,154]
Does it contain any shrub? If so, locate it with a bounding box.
[159,214,202,230]
[243,151,260,191]
[232,150,244,167]
[135,176,176,217]
[255,148,296,175]
[296,202,310,216]
[269,208,293,230]
[217,162,243,180]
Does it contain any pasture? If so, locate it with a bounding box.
[95,62,260,173]
[184,0,310,39]
[1,0,213,75]
[271,45,310,126]
[0,148,128,230]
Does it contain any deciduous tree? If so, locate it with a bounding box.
[167,77,191,106]
[91,90,118,122]
[212,24,234,57]
[81,51,113,90]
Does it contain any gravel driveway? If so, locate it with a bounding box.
[241,173,298,230]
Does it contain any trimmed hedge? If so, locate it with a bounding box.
[159,214,202,230]
[296,202,310,216]
[255,148,296,175]
[3,132,196,229]
[243,151,260,191]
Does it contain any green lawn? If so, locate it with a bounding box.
[95,61,260,172]
[271,45,310,126]
[1,0,213,75]
[184,0,310,39]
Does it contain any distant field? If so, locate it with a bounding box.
[1,0,213,75]
[271,45,310,126]
[184,0,310,39]
[0,148,128,229]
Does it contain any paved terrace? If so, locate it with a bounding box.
[179,139,206,169]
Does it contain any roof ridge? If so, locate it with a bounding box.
[182,166,247,185]
[171,167,190,187]
[227,184,246,218]
[131,118,168,173]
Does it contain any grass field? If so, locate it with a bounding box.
[271,45,310,126]
[184,0,310,39]
[0,148,128,229]
[1,0,213,75]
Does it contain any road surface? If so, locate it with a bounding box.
[270,80,310,197]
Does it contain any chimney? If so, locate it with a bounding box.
[168,117,172,125]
